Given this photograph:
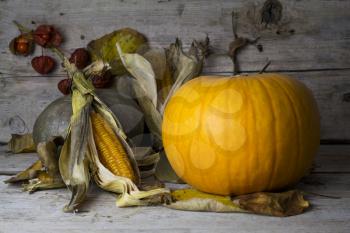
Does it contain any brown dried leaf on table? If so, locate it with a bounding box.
[8,133,36,153]
[234,190,309,217]
[167,189,245,212]
[167,189,309,217]
[23,170,65,193]
[4,160,42,184]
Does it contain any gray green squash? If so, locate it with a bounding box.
[33,89,145,147]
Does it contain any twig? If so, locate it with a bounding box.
[229,10,260,75]
[13,20,32,34]
[259,60,271,73]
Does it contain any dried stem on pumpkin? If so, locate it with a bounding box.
[228,11,260,74]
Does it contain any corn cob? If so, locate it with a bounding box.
[90,111,136,182]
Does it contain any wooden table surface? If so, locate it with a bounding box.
[0,144,349,233]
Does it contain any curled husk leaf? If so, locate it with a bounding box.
[23,140,65,192]
[87,28,147,75]
[161,37,209,114]
[4,160,42,184]
[117,43,157,107]
[5,139,65,192]
[115,38,209,183]
[140,48,174,110]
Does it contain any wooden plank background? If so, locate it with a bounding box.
[0,0,349,141]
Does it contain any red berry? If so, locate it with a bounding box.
[91,71,112,88]
[31,56,56,74]
[9,34,34,56]
[57,79,72,95]
[69,48,91,69]
[34,25,63,48]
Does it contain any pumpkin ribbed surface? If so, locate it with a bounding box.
[162,73,320,195]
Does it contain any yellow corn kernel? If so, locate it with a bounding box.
[91,111,136,182]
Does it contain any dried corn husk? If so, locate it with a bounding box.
[141,48,174,109]
[117,43,158,107]
[161,37,209,114]
[8,133,36,153]
[4,160,42,183]
[5,138,65,192]
[56,50,169,212]
[116,38,209,183]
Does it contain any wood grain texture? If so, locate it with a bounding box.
[0,0,349,141]
[0,0,350,74]
[1,70,349,141]
[0,146,349,232]
[1,144,349,174]
[0,174,349,233]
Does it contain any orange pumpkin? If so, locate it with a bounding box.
[162,73,320,195]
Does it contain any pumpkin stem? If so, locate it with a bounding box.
[228,11,261,75]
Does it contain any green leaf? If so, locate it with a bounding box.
[87,28,147,75]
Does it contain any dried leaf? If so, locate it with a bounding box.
[87,28,147,75]
[142,48,174,108]
[36,140,60,177]
[117,43,158,107]
[167,189,245,212]
[22,170,65,193]
[167,189,309,217]
[161,37,209,114]
[4,160,42,183]
[129,78,162,148]
[234,190,309,217]
[58,60,92,212]
[23,140,65,193]
[8,133,36,153]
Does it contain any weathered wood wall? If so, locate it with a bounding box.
[0,0,349,141]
